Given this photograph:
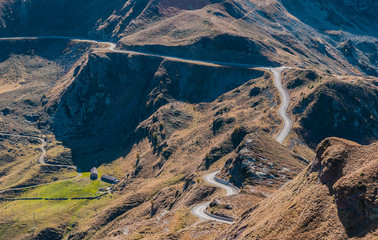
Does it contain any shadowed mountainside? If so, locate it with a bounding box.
[0,0,377,75]
[293,79,378,148]
[43,50,264,169]
[282,0,378,37]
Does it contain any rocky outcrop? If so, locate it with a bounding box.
[310,138,378,237]
[33,228,63,240]
[47,51,163,168]
[220,132,307,187]
[294,80,378,148]
[221,138,377,239]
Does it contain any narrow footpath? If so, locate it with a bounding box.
[0,133,81,193]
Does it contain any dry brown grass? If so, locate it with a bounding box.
[220,138,378,240]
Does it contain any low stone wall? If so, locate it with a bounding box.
[214,176,239,192]
[0,197,43,201]
[0,192,109,201]
[204,209,234,223]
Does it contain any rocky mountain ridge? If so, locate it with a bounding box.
[221,137,377,239]
[0,0,377,76]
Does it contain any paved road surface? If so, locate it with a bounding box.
[191,171,239,224]
[0,133,76,168]
[0,36,262,69]
[0,37,293,144]
[203,171,239,196]
[265,67,293,143]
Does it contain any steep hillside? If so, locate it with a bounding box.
[282,0,378,37]
[295,80,378,147]
[0,0,125,37]
[0,38,102,134]
[70,131,306,240]
[219,132,308,188]
[1,48,307,239]
[221,138,378,240]
[0,0,377,239]
[282,69,378,147]
[0,0,377,75]
[43,49,266,169]
[115,0,378,76]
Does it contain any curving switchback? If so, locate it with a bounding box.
[0,36,293,219]
[204,171,239,196]
[191,170,239,224]
[191,68,293,224]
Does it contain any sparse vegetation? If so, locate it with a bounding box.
[0,0,377,239]
[231,125,248,147]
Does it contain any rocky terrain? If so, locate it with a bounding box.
[222,138,377,240]
[282,69,378,148]
[219,132,308,188]
[0,38,103,134]
[0,0,376,75]
[44,50,266,169]
[282,0,378,36]
[0,0,376,239]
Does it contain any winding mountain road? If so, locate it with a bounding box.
[266,67,293,144]
[0,133,47,164]
[0,38,293,142]
[190,68,293,224]
[0,37,293,220]
[191,171,239,224]
[0,133,76,168]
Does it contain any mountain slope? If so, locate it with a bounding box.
[281,69,378,148]
[221,138,378,239]
[0,0,377,239]
[281,0,378,37]
[0,0,377,75]
[43,49,266,169]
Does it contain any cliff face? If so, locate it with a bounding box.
[46,50,263,169]
[221,138,378,240]
[311,138,378,237]
[0,1,377,239]
[47,52,161,168]
[0,39,98,134]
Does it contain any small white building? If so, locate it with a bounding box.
[90,167,98,180]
